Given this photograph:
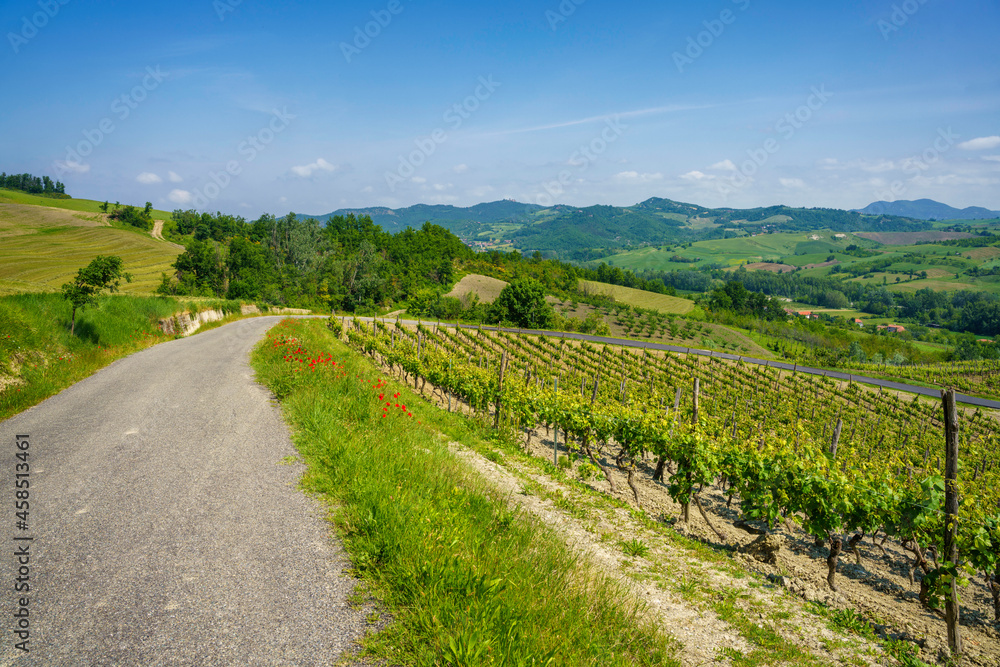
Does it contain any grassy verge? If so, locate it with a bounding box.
[0,293,242,421]
[250,318,680,666]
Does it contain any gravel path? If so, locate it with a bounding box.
[0,317,366,666]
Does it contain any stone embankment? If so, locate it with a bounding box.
[158,309,227,336]
[157,305,313,336]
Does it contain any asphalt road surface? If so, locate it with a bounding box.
[0,317,365,666]
[347,316,1000,410]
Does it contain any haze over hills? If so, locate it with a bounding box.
[855,199,1000,221]
[310,197,936,260]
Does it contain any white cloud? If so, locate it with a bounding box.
[710,159,737,171]
[818,158,839,168]
[136,172,162,184]
[290,158,337,177]
[168,171,183,183]
[279,196,287,203]
[859,160,897,173]
[55,160,90,174]
[168,189,193,205]
[453,164,469,174]
[982,155,1000,163]
[361,185,374,193]
[779,178,805,188]
[615,171,663,183]
[680,170,714,181]
[958,136,1000,151]
[432,183,454,191]
[411,176,427,184]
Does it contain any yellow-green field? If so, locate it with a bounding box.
[446,273,509,303]
[0,202,183,295]
[578,279,695,314]
[0,188,174,221]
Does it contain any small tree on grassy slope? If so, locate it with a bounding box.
[490,277,554,329]
[61,255,132,335]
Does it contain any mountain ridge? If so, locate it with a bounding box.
[854,199,1000,221]
[301,197,974,259]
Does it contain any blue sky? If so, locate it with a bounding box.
[3,0,999,217]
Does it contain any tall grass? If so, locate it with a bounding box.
[251,319,680,666]
[0,293,240,421]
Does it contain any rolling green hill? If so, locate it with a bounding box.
[0,199,182,295]
[314,197,934,260]
[0,188,174,221]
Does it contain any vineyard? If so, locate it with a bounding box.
[840,359,1000,403]
[338,316,1000,664]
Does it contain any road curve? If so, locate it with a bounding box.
[0,317,365,666]
[346,316,1000,410]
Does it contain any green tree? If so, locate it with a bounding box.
[61,256,132,335]
[823,290,849,309]
[489,278,554,329]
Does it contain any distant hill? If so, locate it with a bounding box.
[305,196,933,259]
[310,200,544,237]
[508,198,930,259]
[855,199,1000,221]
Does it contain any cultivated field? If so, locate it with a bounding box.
[0,202,182,295]
[577,279,695,314]
[446,273,509,303]
[345,322,1000,666]
[853,231,976,245]
[601,230,862,271]
[726,262,797,273]
[0,188,174,221]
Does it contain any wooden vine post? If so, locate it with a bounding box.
[553,376,559,466]
[830,417,843,459]
[494,351,507,429]
[692,377,700,424]
[942,388,964,657]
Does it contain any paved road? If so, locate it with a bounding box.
[347,316,1000,410]
[0,317,365,666]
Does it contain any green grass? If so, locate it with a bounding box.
[0,293,241,421]
[601,230,861,272]
[0,198,182,295]
[0,187,173,220]
[578,280,695,315]
[619,538,650,559]
[251,319,681,666]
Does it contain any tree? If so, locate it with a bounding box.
[823,290,849,309]
[489,278,554,328]
[61,256,132,335]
